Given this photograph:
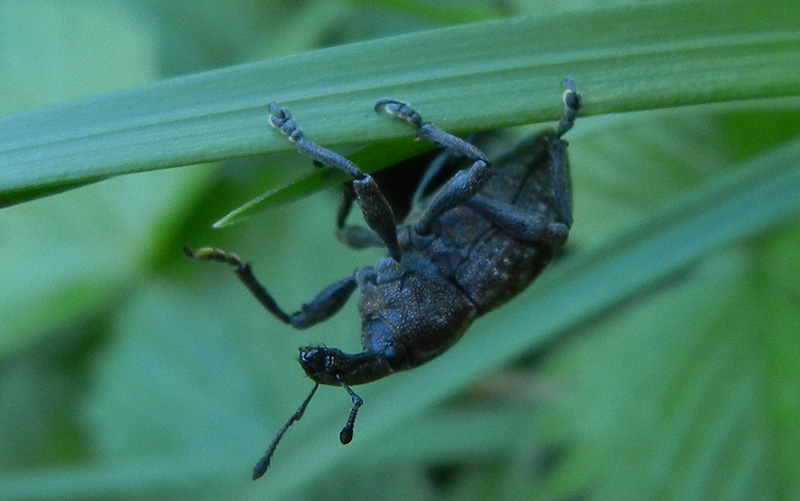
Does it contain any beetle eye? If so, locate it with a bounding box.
[299,347,316,364]
[384,344,407,371]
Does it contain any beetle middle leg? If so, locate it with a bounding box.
[375,99,492,235]
[183,246,357,329]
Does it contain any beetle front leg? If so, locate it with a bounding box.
[183,246,357,329]
[268,103,402,262]
[375,99,492,234]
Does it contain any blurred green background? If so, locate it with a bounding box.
[1,1,799,499]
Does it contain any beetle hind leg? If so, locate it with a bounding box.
[557,79,582,138]
[549,80,581,228]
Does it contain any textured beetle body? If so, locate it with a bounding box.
[185,82,580,479]
[412,130,569,313]
[317,129,570,386]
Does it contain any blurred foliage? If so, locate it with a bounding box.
[0,1,799,500]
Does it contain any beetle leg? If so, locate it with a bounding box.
[375,99,487,160]
[268,103,402,261]
[475,79,580,240]
[478,80,581,235]
[414,158,491,234]
[334,183,386,250]
[183,246,357,329]
[557,78,582,138]
[375,99,492,234]
[465,195,569,246]
[548,80,581,227]
[412,149,455,205]
[547,138,573,229]
[412,133,481,204]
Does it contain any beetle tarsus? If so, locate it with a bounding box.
[557,79,582,138]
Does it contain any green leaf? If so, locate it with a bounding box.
[4,131,797,500]
[1,0,799,207]
[3,2,800,499]
[212,137,430,227]
[0,2,212,357]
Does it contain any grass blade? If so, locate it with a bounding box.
[1,0,798,207]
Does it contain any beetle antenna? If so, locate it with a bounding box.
[252,382,319,480]
[338,381,364,444]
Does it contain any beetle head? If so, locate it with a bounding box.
[298,346,346,386]
[298,345,393,386]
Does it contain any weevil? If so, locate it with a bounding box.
[185,80,581,479]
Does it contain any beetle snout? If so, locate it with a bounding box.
[298,346,343,385]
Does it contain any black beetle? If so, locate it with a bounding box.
[185,80,581,479]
